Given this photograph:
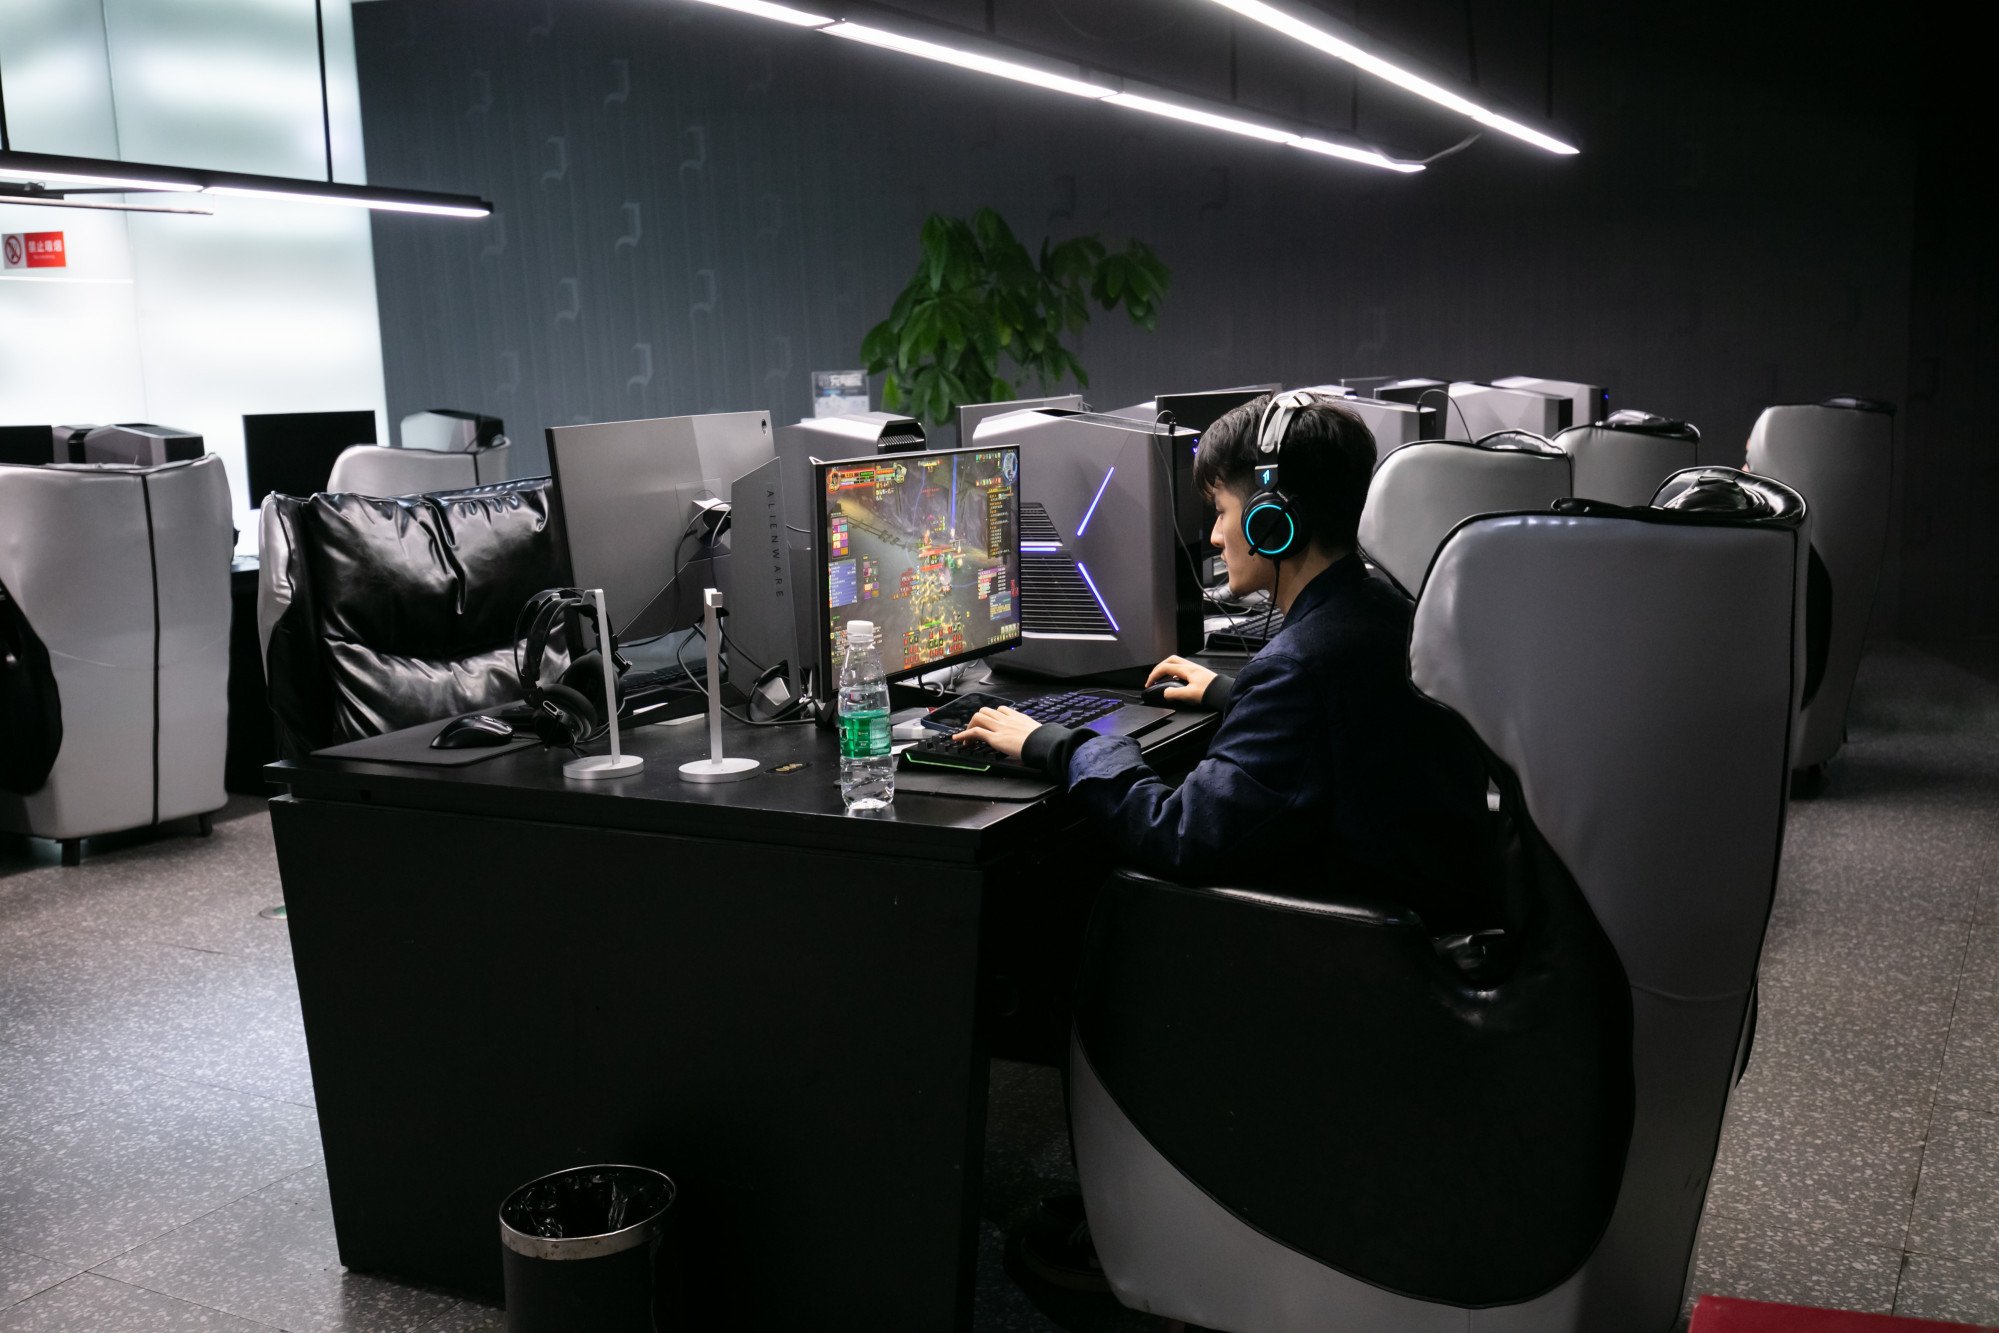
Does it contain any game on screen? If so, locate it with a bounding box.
[823,448,1021,676]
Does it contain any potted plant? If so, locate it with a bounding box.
[860,208,1171,429]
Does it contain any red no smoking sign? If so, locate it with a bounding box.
[2,231,67,270]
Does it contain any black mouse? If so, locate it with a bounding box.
[1143,676,1189,708]
[431,714,516,749]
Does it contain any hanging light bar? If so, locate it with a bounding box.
[823,22,1120,99]
[683,0,835,24]
[0,150,492,217]
[677,1,1422,172]
[1197,0,1579,155]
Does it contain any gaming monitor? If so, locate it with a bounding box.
[544,411,775,639]
[815,444,1021,688]
[244,410,378,506]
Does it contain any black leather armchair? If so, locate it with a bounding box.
[1071,475,1811,1332]
[256,477,569,760]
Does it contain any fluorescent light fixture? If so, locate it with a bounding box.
[204,185,489,217]
[0,192,213,215]
[1104,92,1295,144]
[684,0,833,25]
[1288,136,1423,173]
[824,22,1117,99]
[1199,0,1579,155]
[0,150,493,219]
[0,162,200,193]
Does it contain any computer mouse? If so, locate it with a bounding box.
[431,714,517,749]
[1142,677,1189,708]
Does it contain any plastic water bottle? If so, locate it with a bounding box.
[837,620,894,812]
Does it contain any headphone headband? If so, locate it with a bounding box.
[1244,390,1338,559]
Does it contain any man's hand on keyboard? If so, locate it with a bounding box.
[954,706,1042,760]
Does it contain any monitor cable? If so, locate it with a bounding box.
[672,623,817,728]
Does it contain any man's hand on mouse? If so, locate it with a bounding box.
[1146,656,1217,705]
[954,706,1042,760]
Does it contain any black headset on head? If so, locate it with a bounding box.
[514,588,626,748]
[1243,389,1337,560]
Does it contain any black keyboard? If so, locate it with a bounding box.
[1206,608,1285,654]
[1014,690,1123,727]
[902,732,1042,780]
[900,690,1125,779]
[622,664,694,695]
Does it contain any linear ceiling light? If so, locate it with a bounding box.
[0,151,492,217]
[683,0,834,24]
[676,0,1419,172]
[824,22,1119,98]
[0,160,202,193]
[1198,0,1579,155]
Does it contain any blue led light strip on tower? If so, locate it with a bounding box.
[1074,561,1120,633]
[1076,467,1115,537]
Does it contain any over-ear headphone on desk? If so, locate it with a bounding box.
[1244,389,1333,559]
[514,588,626,747]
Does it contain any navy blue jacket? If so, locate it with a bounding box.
[1020,557,1494,931]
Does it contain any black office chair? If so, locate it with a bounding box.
[1070,473,1809,1332]
[256,477,569,759]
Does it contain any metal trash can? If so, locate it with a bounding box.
[499,1164,678,1332]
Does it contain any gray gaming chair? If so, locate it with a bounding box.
[1744,398,1894,775]
[0,457,233,865]
[1558,411,1702,507]
[325,439,511,497]
[1356,432,1572,598]
[1070,471,1808,1332]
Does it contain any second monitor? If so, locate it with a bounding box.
[816,445,1021,689]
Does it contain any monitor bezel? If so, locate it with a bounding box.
[813,442,1023,695]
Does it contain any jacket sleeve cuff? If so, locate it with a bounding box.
[1020,722,1087,780]
[1201,672,1236,711]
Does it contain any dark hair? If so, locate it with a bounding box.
[1192,393,1378,551]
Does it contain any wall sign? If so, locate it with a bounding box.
[2,232,68,270]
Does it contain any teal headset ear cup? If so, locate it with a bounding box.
[1244,497,1300,557]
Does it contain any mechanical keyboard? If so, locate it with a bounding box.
[900,690,1127,779]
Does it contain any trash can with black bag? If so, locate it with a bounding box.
[498,1164,679,1331]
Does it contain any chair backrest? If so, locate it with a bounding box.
[326,442,512,498]
[1357,433,1572,597]
[1557,411,1702,507]
[1409,473,1807,1328]
[0,457,232,834]
[259,476,564,757]
[1744,399,1894,768]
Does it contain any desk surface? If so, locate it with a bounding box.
[269,693,1217,864]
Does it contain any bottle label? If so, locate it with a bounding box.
[839,709,891,759]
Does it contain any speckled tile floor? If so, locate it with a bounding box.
[1,639,1994,1331]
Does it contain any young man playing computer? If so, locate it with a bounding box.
[955,390,1491,928]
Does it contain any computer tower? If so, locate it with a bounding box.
[1493,376,1609,426]
[1323,394,1434,462]
[402,409,507,452]
[1447,382,1571,437]
[971,410,1197,680]
[80,424,203,467]
[957,396,1083,449]
[1372,378,1448,406]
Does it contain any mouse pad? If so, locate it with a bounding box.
[313,719,542,767]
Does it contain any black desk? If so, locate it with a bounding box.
[268,699,1216,1330]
